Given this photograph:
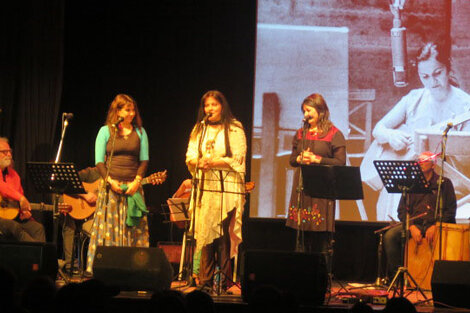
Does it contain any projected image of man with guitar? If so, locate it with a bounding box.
[0,137,46,242]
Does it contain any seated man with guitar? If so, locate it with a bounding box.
[0,137,45,242]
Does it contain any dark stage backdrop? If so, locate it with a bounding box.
[57,0,256,245]
[0,0,64,203]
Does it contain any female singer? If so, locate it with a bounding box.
[86,94,150,273]
[186,90,246,292]
[286,93,346,253]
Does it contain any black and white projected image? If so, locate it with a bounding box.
[251,0,470,222]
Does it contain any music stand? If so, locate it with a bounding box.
[166,198,190,224]
[191,169,245,295]
[162,198,191,281]
[373,160,430,299]
[27,162,85,245]
[301,165,363,299]
[301,165,364,200]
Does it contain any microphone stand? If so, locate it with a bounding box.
[54,114,71,163]
[52,114,72,244]
[100,124,120,225]
[185,116,210,285]
[87,121,120,271]
[435,128,449,261]
[294,119,309,252]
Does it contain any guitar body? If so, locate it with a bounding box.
[0,196,69,220]
[360,125,415,191]
[0,198,20,220]
[64,180,99,220]
[64,170,168,220]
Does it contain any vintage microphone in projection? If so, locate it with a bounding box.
[389,0,408,87]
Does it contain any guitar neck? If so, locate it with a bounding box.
[31,203,54,211]
[141,177,151,186]
[140,170,166,186]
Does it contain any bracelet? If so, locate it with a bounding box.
[135,176,142,183]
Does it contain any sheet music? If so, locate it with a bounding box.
[166,198,190,222]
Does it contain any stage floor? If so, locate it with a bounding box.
[57,275,466,313]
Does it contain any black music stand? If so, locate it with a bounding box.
[27,162,85,244]
[373,160,430,299]
[301,165,364,200]
[165,198,190,224]
[301,165,363,299]
[161,198,191,281]
[192,170,245,295]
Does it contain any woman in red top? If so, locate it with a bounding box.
[286,93,346,253]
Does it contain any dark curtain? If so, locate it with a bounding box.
[0,0,64,202]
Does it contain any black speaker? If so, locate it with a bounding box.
[431,260,470,309]
[0,241,58,290]
[241,250,327,305]
[93,246,173,291]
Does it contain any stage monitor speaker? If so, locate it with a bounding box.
[0,241,58,290]
[241,250,327,306]
[431,260,470,309]
[93,246,173,292]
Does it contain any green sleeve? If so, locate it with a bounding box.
[137,127,149,161]
[95,126,110,164]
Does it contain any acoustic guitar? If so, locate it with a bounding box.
[63,170,167,220]
[0,196,71,220]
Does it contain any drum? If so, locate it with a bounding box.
[407,222,470,290]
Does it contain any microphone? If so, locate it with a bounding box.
[390,15,408,87]
[443,122,453,136]
[112,116,124,128]
[201,113,212,124]
[63,112,74,120]
[302,116,310,128]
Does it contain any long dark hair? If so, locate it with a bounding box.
[105,94,143,134]
[416,41,459,87]
[191,90,241,157]
[301,93,332,137]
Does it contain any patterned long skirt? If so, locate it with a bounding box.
[86,181,149,273]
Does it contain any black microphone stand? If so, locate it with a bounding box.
[184,116,210,286]
[435,127,450,261]
[100,123,120,224]
[52,114,72,244]
[51,114,71,282]
[294,119,309,252]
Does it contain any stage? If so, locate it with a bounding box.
[55,275,465,313]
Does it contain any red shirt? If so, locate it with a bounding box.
[0,167,24,201]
